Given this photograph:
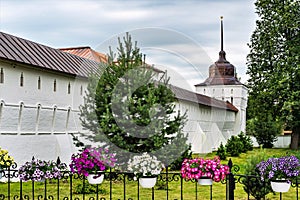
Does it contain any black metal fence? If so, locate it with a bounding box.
[0,159,299,200]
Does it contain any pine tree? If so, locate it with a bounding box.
[79,33,189,165]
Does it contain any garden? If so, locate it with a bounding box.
[1,133,300,200]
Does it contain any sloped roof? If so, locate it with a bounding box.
[59,46,107,63]
[0,32,99,78]
[0,31,238,112]
[170,85,238,112]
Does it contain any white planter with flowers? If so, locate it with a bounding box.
[70,147,116,185]
[257,155,300,193]
[197,176,213,185]
[180,156,230,186]
[87,173,104,184]
[127,153,164,188]
[270,180,290,193]
[139,176,157,188]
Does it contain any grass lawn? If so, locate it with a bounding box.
[1,148,299,200]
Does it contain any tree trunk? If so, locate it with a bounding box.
[290,126,300,150]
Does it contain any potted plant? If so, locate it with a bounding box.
[0,147,14,179]
[127,153,164,188]
[70,147,116,184]
[18,157,67,182]
[256,155,300,192]
[180,156,230,185]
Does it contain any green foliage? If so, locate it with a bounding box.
[73,182,107,194]
[155,180,167,190]
[238,132,253,153]
[79,33,189,165]
[246,0,300,148]
[246,117,280,148]
[241,149,273,199]
[169,144,192,170]
[225,135,243,157]
[216,142,227,160]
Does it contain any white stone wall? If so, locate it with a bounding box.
[0,61,87,165]
[176,99,236,154]
[195,84,248,135]
[0,60,242,165]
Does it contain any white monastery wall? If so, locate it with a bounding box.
[0,59,241,165]
[0,61,87,165]
[176,100,236,154]
[195,84,248,134]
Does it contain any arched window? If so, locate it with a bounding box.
[38,76,41,90]
[0,101,4,128]
[80,85,83,96]
[53,79,56,92]
[66,107,71,130]
[18,102,24,133]
[36,104,41,133]
[0,68,4,83]
[231,97,234,104]
[52,106,57,133]
[20,72,24,87]
[68,82,71,94]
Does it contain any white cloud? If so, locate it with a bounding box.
[0,0,257,86]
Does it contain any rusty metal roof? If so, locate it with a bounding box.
[59,46,107,63]
[0,32,99,78]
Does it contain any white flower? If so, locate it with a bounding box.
[127,153,164,177]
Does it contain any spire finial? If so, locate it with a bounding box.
[220,16,224,51]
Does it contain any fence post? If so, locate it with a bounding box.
[227,159,235,200]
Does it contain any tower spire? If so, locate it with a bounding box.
[218,16,227,62]
[220,16,224,51]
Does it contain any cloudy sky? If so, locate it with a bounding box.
[0,0,257,90]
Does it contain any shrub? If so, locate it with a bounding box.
[74,182,107,194]
[216,142,227,160]
[238,132,253,153]
[242,149,272,199]
[169,145,193,170]
[225,135,243,157]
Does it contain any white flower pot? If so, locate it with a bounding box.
[198,177,213,185]
[139,177,157,188]
[271,180,290,193]
[87,174,104,184]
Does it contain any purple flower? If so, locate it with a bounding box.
[69,147,117,177]
[257,155,300,182]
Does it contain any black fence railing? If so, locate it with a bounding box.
[0,159,300,200]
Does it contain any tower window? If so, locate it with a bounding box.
[54,79,56,92]
[20,72,24,87]
[80,85,83,96]
[0,68,4,83]
[231,97,233,104]
[68,82,71,94]
[38,76,41,90]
